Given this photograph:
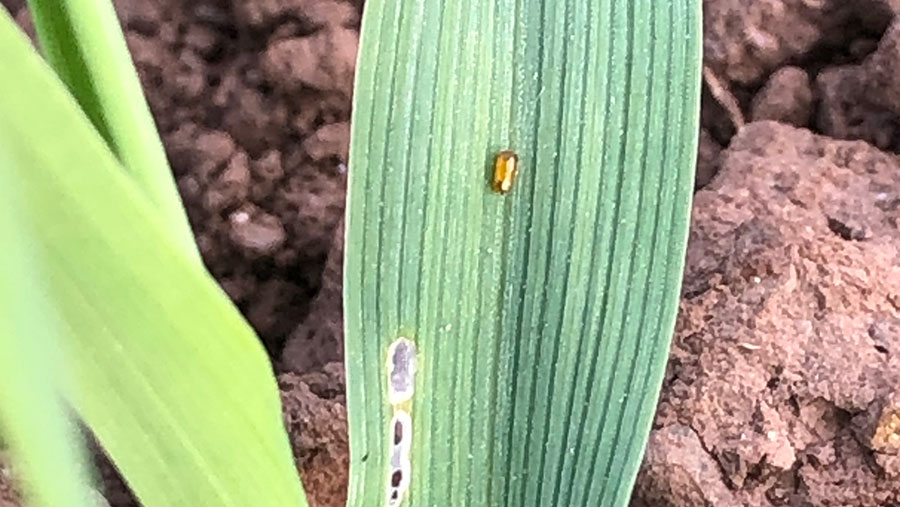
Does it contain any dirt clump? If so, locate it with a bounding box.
[282,219,345,372]
[634,424,738,506]
[750,66,813,127]
[816,18,900,152]
[634,121,900,506]
[232,0,358,33]
[280,367,349,507]
[816,64,898,151]
[866,19,900,115]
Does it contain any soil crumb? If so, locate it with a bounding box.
[280,368,349,507]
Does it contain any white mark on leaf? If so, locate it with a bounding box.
[386,337,416,405]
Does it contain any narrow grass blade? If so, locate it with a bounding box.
[344,1,701,506]
[24,0,198,259]
[0,12,307,507]
[0,156,94,507]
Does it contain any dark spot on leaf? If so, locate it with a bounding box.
[394,419,403,445]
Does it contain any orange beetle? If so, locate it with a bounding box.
[492,150,519,193]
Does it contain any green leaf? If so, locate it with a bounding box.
[344,1,701,506]
[25,0,198,260]
[0,12,307,507]
[0,153,94,507]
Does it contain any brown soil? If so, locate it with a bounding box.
[633,122,900,506]
[279,367,349,507]
[4,0,900,505]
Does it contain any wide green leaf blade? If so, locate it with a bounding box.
[0,12,306,507]
[0,155,94,507]
[344,1,701,506]
[25,0,198,259]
